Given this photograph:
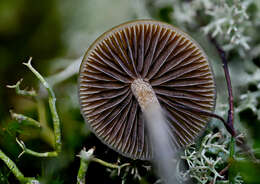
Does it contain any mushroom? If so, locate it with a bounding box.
[78,20,216,160]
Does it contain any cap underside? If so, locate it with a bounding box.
[78,20,216,160]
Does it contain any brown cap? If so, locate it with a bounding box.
[78,20,216,160]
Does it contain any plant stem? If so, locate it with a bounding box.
[209,36,236,137]
[229,137,236,184]
[170,102,226,125]
[209,36,236,184]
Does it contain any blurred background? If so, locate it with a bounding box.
[0,0,260,183]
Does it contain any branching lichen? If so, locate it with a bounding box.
[6,57,62,157]
[202,0,252,52]
[9,110,41,128]
[23,58,62,155]
[168,0,255,57]
[0,149,40,184]
[6,79,37,97]
[3,58,135,184]
[77,147,130,184]
[178,132,229,184]
[178,131,246,184]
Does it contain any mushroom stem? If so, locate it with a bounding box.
[131,78,177,184]
[131,78,160,111]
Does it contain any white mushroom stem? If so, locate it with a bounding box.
[131,78,160,111]
[131,78,178,184]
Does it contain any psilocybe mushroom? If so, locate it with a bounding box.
[78,20,216,160]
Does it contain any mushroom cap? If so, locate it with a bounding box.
[78,20,216,160]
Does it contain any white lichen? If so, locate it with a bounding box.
[169,0,254,57]
[176,131,244,184]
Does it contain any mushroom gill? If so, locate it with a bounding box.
[78,20,216,160]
